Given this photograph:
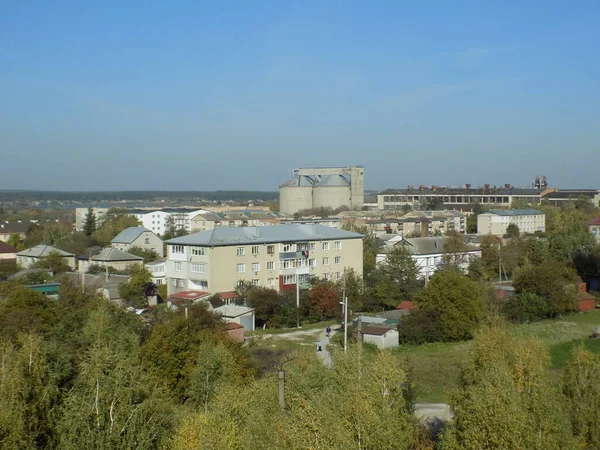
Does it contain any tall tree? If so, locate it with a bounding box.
[440,320,574,450]
[92,208,141,246]
[82,207,97,236]
[373,245,421,308]
[505,223,520,238]
[118,265,155,308]
[415,268,485,341]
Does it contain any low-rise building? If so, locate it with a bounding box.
[111,227,164,257]
[477,209,545,236]
[214,304,256,331]
[0,221,32,243]
[589,217,600,243]
[165,224,363,295]
[78,248,144,273]
[16,245,76,269]
[0,241,18,261]
[376,236,481,281]
[367,210,467,237]
[360,325,399,349]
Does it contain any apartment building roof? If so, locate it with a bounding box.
[166,224,363,247]
[0,222,33,234]
[111,227,153,244]
[146,257,167,266]
[392,237,480,256]
[482,209,544,216]
[17,245,74,258]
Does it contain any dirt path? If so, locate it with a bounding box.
[316,328,333,367]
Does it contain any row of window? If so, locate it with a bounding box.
[172,241,345,257]
[237,256,342,273]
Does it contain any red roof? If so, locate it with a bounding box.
[0,241,17,254]
[396,301,416,310]
[224,322,244,330]
[168,290,210,300]
[361,326,393,336]
[589,217,600,226]
[218,291,240,299]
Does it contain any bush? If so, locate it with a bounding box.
[398,309,445,344]
[502,293,549,323]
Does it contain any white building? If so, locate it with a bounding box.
[111,227,164,257]
[131,209,212,236]
[360,326,399,349]
[376,236,481,281]
[146,258,167,286]
[477,209,545,236]
[16,245,76,270]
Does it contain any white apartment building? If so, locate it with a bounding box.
[165,224,363,295]
[132,209,212,236]
[477,209,545,236]
[146,258,166,286]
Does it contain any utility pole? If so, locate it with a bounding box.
[296,269,300,328]
[278,370,285,409]
[343,292,348,353]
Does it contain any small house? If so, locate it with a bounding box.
[214,304,255,331]
[17,245,76,270]
[79,248,144,273]
[360,325,399,349]
[111,227,164,257]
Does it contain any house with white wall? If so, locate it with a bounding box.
[111,227,164,257]
[17,245,76,269]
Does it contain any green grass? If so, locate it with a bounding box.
[393,310,600,403]
[550,338,600,368]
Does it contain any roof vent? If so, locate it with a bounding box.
[465,184,471,189]
[484,184,491,189]
[504,183,511,189]
[419,185,426,191]
[408,185,414,191]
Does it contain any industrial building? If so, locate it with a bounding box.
[279,166,364,215]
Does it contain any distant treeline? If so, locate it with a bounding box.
[0,190,278,202]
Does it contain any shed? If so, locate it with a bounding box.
[360,325,399,349]
[214,304,255,331]
[224,322,245,342]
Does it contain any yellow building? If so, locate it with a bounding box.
[165,224,363,295]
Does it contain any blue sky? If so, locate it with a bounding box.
[1,1,598,191]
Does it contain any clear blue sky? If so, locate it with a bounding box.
[1,1,598,191]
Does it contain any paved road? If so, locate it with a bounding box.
[316,328,333,367]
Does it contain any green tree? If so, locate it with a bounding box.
[342,222,377,279]
[127,246,159,263]
[415,268,485,341]
[7,233,22,250]
[502,292,549,323]
[118,265,154,308]
[32,250,72,275]
[243,286,281,327]
[562,346,600,449]
[308,279,339,319]
[512,259,578,317]
[162,215,187,240]
[373,245,421,308]
[56,305,177,449]
[82,207,97,236]
[505,223,520,238]
[92,208,141,246]
[440,321,574,450]
[443,230,469,267]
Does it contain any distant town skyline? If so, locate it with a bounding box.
[1,1,599,191]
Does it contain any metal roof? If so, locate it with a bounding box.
[315,174,350,187]
[145,257,167,266]
[0,241,17,254]
[111,227,154,244]
[483,209,544,216]
[379,187,544,196]
[91,248,143,262]
[17,245,74,258]
[166,224,363,246]
[395,237,480,256]
[214,305,254,318]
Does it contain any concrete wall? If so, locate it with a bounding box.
[363,330,399,349]
[279,186,313,215]
[312,186,352,210]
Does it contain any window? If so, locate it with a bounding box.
[252,263,260,272]
[322,242,330,250]
[283,274,296,284]
[236,247,245,256]
[191,247,205,256]
[191,263,205,273]
[172,278,177,287]
[252,279,260,286]
[172,245,184,254]
[309,243,316,250]
[334,272,341,280]
[335,256,341,264]
[309,258,316,267]
[267,261,274,270]
[237,263,245,273]
[174,262,182,271]
[281,259,293,269]
[145,238,150,244]
[335,241,342,250]
[323,273,331,280]
[281,243,296,252]
[267,245,275,254]
[252,246,260,256]
[267,278,275,286]
[237,280,245,288]
[322,257,329,265]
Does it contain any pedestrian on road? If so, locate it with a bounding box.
[326,326,331,337]
[316,341,322,352]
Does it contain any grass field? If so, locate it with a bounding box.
[395,310,600,403]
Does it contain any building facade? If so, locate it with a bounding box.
[589,217,600,243]
[279,166,364,215]
[477,209,545,236]
[377,185,546,210]
[16,245,76,269]
[165,224,363,295]
[111,227,164,257]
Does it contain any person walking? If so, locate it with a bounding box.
[326,326,331,338]
[316,341,322,352]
